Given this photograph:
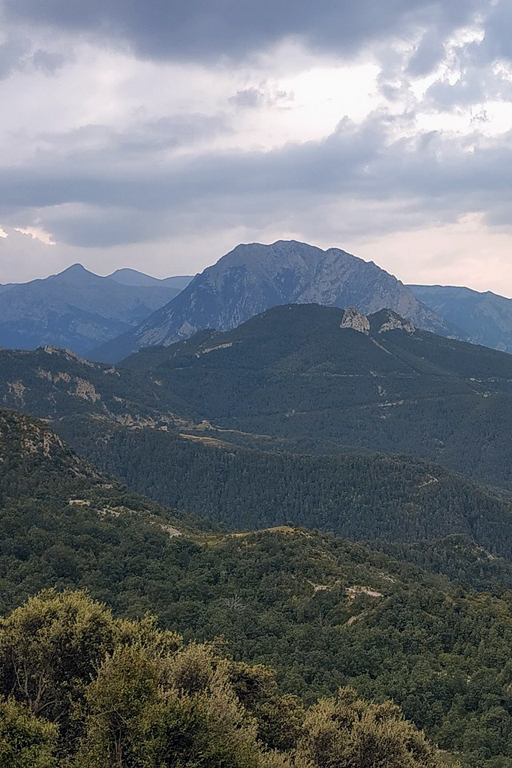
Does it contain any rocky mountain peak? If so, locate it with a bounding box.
[372,309,416,334]
[340,307,416,336]
[91,240,454,362]
[50,263,100,285]
[340,307,370,334]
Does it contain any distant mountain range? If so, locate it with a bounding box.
[108,268,193,290]
[93,240,455,362]
[410,283,512,354]
[0,265,193,355]
[3,241,512,362]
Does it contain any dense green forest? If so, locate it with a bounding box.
[4,307,512,767]
[60,419,512,561]
[0,590,448,768]
[3,408,512,766]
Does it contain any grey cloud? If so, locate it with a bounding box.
[425,72,492,109]
[117,114,232,152]
[2,0,481,63]
[3,109,512,248]
[481,0,512,62]
[419,32,512,111]
[31,49,69,74]
[229,88,266,109]
[229,86,293,109]
[0,32,72,80]
[31,112,231,162]
[40,206,171,247]
[407,29,446,77]
[0,37,30,79]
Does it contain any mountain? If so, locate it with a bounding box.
[5,332,512,558]
[92,240,455,362]
[0,344,178,422]
[0,263,185,355]
[4,300,512,489]
[410,283,512,354]
[4,339,512,566]
[108,268,193,290]
[121,303,512,490]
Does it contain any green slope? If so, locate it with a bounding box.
[0,344,184,421]
[1,408,512,765]
[121,303,512,489]
[60,418,512,563]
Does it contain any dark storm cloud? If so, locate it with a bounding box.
[2,0,481,63]
[3,111,512,247]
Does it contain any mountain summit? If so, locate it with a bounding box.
[92,240,453,362]
[0,265,189,355]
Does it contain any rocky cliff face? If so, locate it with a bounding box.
[341,307,416,335]
[93,241,451,362]
[340,307,371,334]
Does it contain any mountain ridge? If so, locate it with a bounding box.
[410,282,512,354]
[0,264,191,355]
[92,240,457,362]
[120,302,512,490]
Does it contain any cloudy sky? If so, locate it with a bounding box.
[1,0,512,294]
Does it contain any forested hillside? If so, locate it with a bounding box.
[2,408,512,765]
[120,304,512,489]
[61,419,512,562]
[0,345,181,421]
[0,590,448,768]
[3,305,512,492]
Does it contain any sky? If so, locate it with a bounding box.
[1,1,512,294]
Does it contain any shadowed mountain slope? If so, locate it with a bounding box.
[410,283,512,354]
[121,303,512,489]
[0,264,185,354]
